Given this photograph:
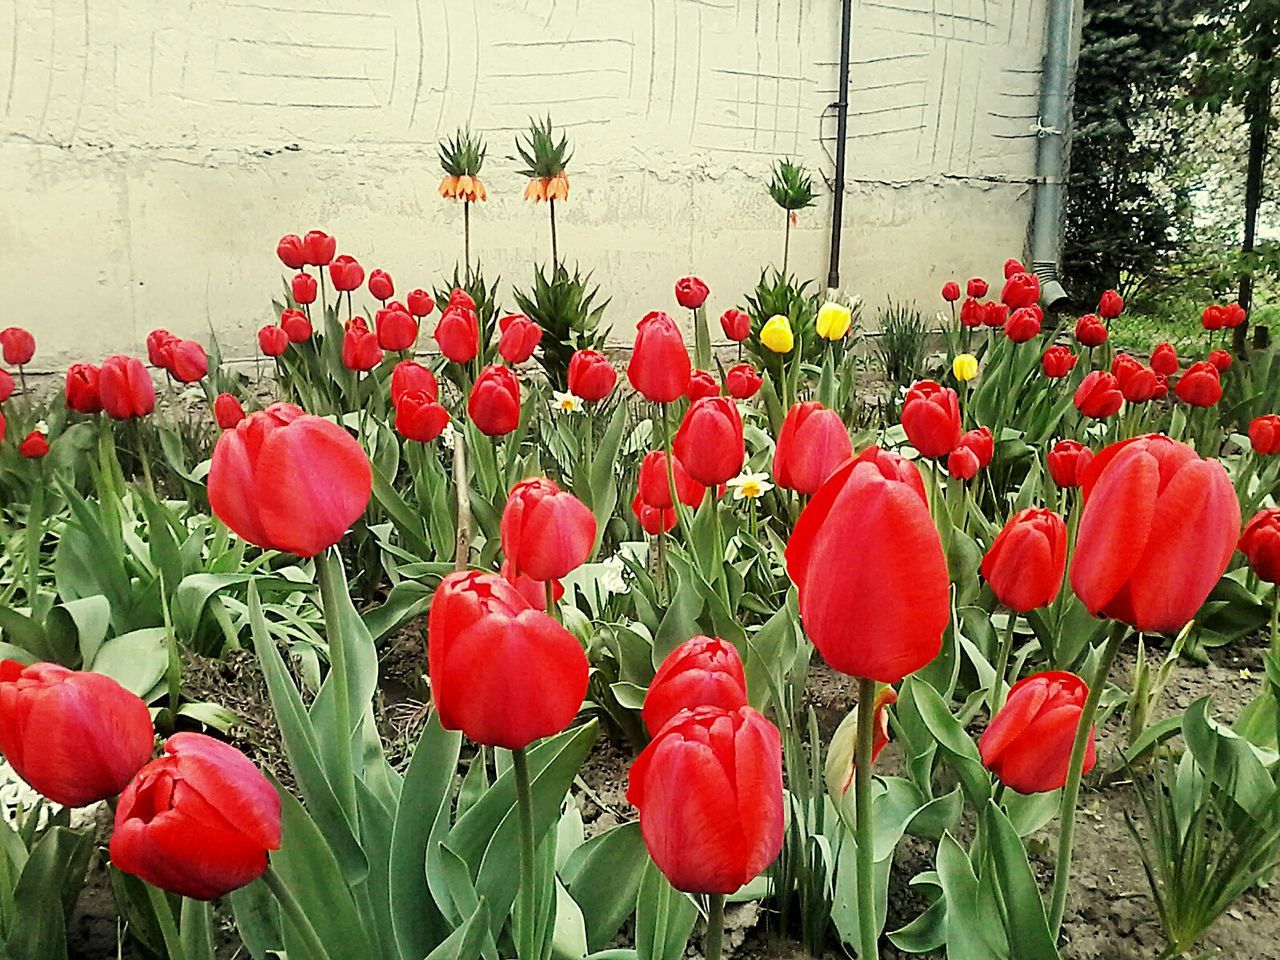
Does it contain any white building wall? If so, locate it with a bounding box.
[0,0,1048,366]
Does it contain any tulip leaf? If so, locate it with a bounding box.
[1183,696,1276,816]
[3,826,91,960]
[47,595,111,667]
[634,861,696,960]
[87,627,168,698]
[562,823,648,951]
[935,833,1003,960]
[903,677,991,808]
[982,802,1060,960]
[390,712,461,960]
[179,898,217,960]
[423,899,490,960]
[0,607,54,664]
[887,891,946,954]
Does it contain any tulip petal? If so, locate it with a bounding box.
[1070,446,1158,617]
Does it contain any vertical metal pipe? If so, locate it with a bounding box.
[1029,0,1081,308]
[826,0,853,291]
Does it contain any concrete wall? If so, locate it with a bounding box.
[1,0,1047,367]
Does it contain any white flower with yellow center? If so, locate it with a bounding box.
[551,391,583,414]
[727,471,773,501]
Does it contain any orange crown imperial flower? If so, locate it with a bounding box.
[438,128,487,202]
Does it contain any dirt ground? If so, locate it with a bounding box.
[66,621,1280,959]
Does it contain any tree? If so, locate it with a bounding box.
[1188,0,1280,351]
[1063,1,1203,302]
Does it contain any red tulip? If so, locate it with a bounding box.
[628,311,691,404]
[901,380,961,458]
[1070,434,1239,633]
[673,396,744,487]
[1224,304,1247,329]
[1047,440,1093,489]
[983,302,1010,328]
[1097,289,1124,320]
[65,363,103,414]
[209,403,372,557]
[686,369,719,401]
[773,402,853,495]
[111,733,280,900]
[499,559,564,613]
[967,278,989,298]
[725,363,762,399]
[1174,361,1222,407]
[1073,371,1122,420]
[291,272,317,305]
[1075,314,1107,348]
[628,705,782,894]
[960,298,984,328]
[1208,349,1233,372]
[1240,509,1280,584]
[497,314,543,364]
[427,571,588,749]
[19,430,48,459]
[0,370,12,404]
[434,305,480,364]
[1120,367,1163,404]
[1003,259,1026,279]
[448,287,476,312]
[1150,342,1178,376]
[1004,306,1041,343]
[146,329,177,370]
[0,410,6,441]
[169,340,208,383]
[947,445,979,481]
[99,356,156,420]
[642,637,747,737]
[301,230,336,267]
[0,661,153,808]
[567,349,617,402]
[1041,345,1077,379]
[214,393,246,430]
[786,447,949,682]
[960,426,994,468]
[407,289,436,318]
[828,687,897,799]
[979,671,1095,794]
[1249,415,1280,455]
[375,308,418,353]
[1001,272,1040,309]
[675,276,709,310]
[279,309,312,343]
[941,281,961,302]
[329,254,364,292]
[719,308,750,342]
[342,318,383,372]
[982,508,1068,612]
[1111,353,1143,389]
[1201,305,1227,331]
[368,268,394,301]
[258,325,289,357]
[276,234,305,270]
[391,360,439,405]
[468,364,521,436]
[500,477,596,581]
[638,450,704,509]
[632,493,676,535]
[395,391,450,442]
[0,328,35,366]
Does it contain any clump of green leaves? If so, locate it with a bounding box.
[438,127,486,177]
[511,263,608,388]
[876,301,929,402]
[516,115,572,179]
[768,158,817,212]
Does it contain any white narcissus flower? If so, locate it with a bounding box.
[726,471,773,501]
[439,421,459,450]
[551,391,583,414]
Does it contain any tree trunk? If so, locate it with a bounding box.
[1234,59,1276,354]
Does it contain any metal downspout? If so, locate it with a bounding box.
[826,0,853,291]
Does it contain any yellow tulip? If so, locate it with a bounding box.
[815,301,852,341]
[952,353,979,382]
[760,314,794,354]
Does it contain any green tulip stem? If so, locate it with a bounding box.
[512,746,538,960]
[989,611,1020,716]
[854,676,879,960]
[316,549,358,821]
[545,580,559,624]
[263,864,334,960]
[144,883,187,960]
[704,894,726,960]
[1048,621,1128,936]
[1270,588,1279,658]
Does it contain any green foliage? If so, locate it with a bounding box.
[875,301,928,406]
[767,158,817,212]
[516,116,572,179]
[438,127,486,177]
[511,263,608,388]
